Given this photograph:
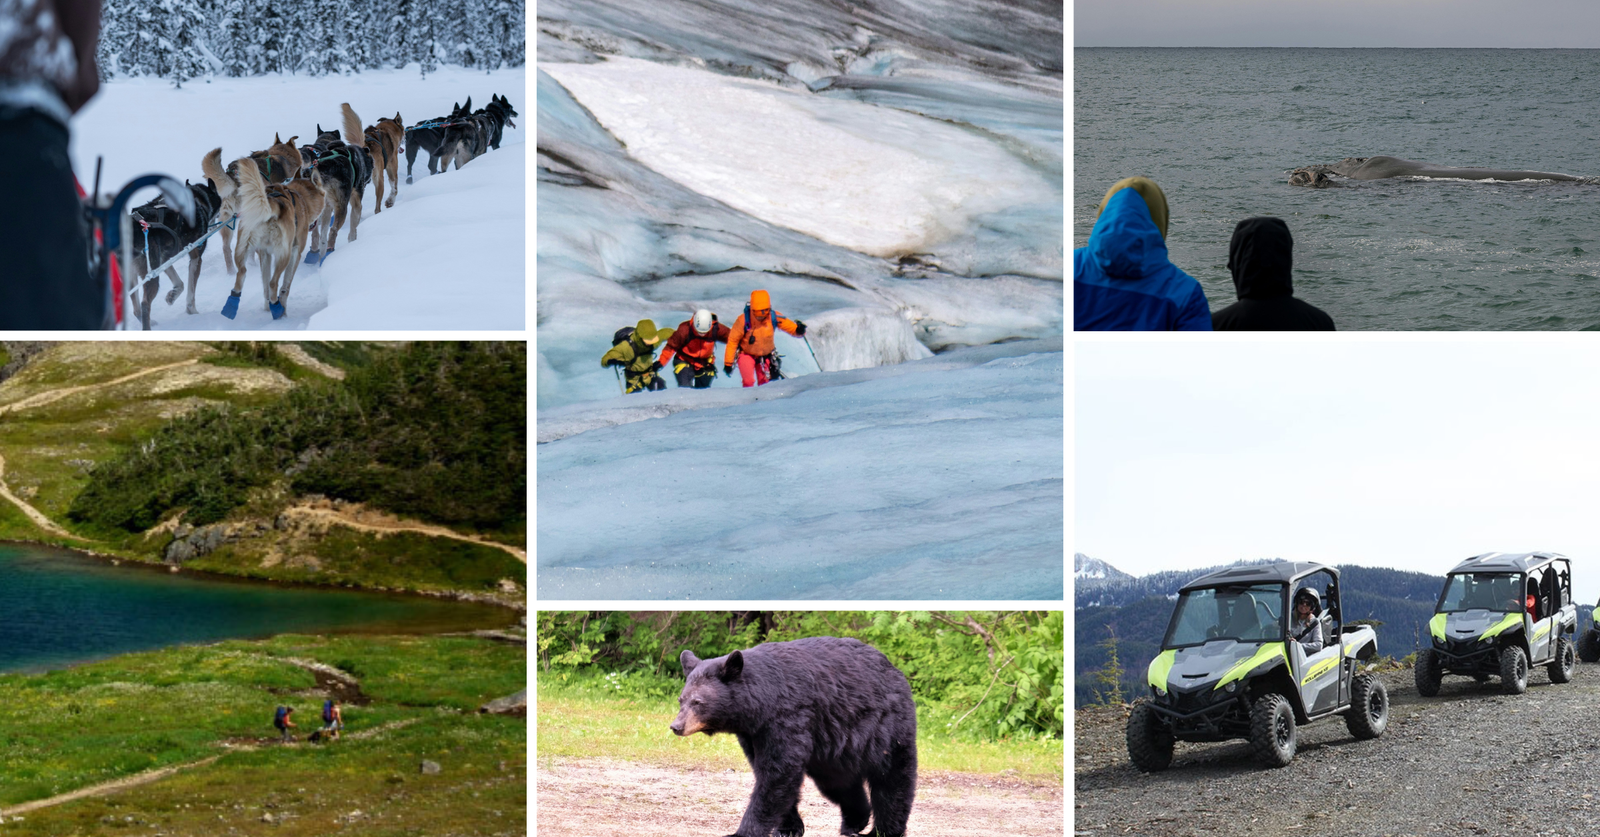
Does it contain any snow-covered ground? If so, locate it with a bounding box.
[71,66,525,329]
[537,0,1063,408]
[536,339,1064,600]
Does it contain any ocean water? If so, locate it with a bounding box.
[0,544,513,672]
[1076,48,1600,330]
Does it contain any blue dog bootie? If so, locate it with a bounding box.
[221,292,241,319]
[270,301,286,320]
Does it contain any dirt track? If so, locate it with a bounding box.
[537,757,1063,836]
[1076,667,1600,837]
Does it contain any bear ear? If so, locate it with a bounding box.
[680,650,701,677]
[721,650,743,681]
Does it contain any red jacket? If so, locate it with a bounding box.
[660,320,731,368]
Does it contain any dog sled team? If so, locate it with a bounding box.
[603,289,811,393]
[125,94,517,329]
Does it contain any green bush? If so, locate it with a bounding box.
[68,342,526,535]
[536,611,1064,743]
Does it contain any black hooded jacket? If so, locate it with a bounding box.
[1210,217,1336,331]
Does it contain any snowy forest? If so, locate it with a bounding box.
[97,0,525,85]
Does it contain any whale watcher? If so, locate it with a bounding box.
[1073,177,1211,331]
[1211,217,1335,332]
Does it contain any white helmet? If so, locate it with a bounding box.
[692,309,714,335]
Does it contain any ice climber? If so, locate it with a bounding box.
[601,318,675,393]
[1073,176,1212,331]
[1211,217,1336,331]
[661,309,730,389]
[723,290,805,387]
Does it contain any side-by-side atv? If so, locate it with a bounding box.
[1579,598,1600,663]
[1126,562,1388,771]
[1415,552,1577,696]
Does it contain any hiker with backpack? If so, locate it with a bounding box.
[273,705,296,743]
[723,290,806,387]
[601,318,676,394]
[660,309,731,389]
[321,699,343,740]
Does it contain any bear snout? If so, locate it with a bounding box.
[671,707,707,736]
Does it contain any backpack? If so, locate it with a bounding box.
[612,326,635,346]
[274,706,289,726]
[742,305,786,347]
[323,700,335,723]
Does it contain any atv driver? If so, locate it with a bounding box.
[1290,588,1324,653]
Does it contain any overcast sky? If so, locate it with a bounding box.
[1076,339,1600,603]
[1077,1,1600,48]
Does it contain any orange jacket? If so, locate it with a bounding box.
[661,320,731,368]
[724,308,799,365]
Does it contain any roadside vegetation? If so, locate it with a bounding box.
[536,611,1064,781]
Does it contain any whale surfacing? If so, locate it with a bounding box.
[1289,155,1595,186]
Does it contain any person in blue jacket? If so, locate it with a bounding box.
[1074,177,1212,331]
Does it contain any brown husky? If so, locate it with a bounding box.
[214,155,324,320]
[342,103,404,213]
[209,134,303,275]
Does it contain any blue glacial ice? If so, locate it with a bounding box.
[535,0,1062,587]
[537,0,1063,408]
[536,339,1064,599]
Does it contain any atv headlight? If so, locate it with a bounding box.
[1152,684,1167,697]
[1223,681,1237,694]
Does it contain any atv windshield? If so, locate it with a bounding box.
[1164,583,1285,648]
[1438,572,1523,613]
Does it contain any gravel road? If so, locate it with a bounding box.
[538,757,1064,836]
[1075,665,1600,837]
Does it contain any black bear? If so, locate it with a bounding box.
[671,636,917,837]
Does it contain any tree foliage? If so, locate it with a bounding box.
[68,342,525,535]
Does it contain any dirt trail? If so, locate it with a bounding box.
[0,358,199,416]
[283,505,526,562]
[1075,667,1600,837]
[0,718,423,820]
[0,452,81,539]
[536,758,1063,837]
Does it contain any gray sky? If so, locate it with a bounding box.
[1077,1,1600,48]
[1075,339,1600,603]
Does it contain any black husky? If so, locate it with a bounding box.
[127,179,222,330]
[443,94,518,172]
[299,111,375,261]
[404,101,469,184]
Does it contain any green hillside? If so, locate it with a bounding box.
[0,342,525,603]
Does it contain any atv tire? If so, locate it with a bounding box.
[1549,636,1576,684]
[1125,702,1174,772]
[1500,645,1529,695]
[1579,631,1600,663]
[1345,674,1389,740]
[1249,693,1296,768]
[1414,648,1442,697]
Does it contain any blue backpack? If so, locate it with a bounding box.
[323,700,335,723]
[274,706,290,727]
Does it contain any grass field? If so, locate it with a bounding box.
[535,676,1064,782]
[0,634,525,835]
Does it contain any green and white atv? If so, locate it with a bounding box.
[1579,599,1600,663]
[1126,562,1388,771]
[1415,552,1577,696]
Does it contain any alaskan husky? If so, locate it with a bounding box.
[343,103,404,213]
[213,155,324,320]
[126,179,222,329]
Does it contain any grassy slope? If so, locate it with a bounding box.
[535,679,1064,782]
[0,635,525,836]
[0,343,524,601]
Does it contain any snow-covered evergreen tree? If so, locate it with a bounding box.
[93,0,520,77]
[217,0,251,77]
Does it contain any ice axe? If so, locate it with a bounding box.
[802,334,821,373]
[613,365,625,395]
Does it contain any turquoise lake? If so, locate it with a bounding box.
[0,542,515,672]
